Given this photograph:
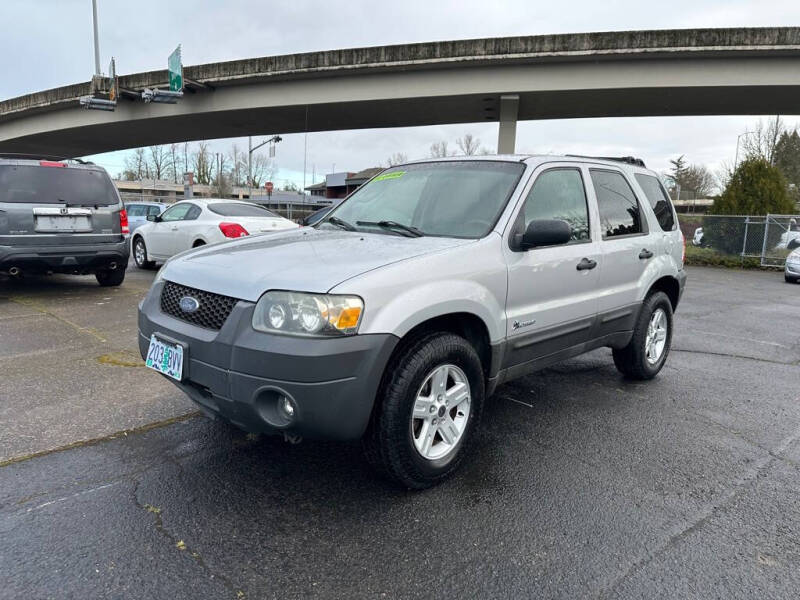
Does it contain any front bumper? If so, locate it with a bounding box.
[0,239,129,274]
[786,262,800,276]
[138,281,399,440]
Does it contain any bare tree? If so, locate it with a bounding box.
[456,133,481,156]
[229,144,246,187]
[192,142,213,185]
[123,147,149,180]
[742,116,785,165]
[147,145,169,180]
[249,153,276,188]
[386,152,408,167]
[714,159,735,192]
[167,144,180,183]
[430,141,449,158]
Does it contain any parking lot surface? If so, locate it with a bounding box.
[1,266,799,599]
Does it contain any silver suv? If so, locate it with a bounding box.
[138,155,686,488]
[0,155,129,285]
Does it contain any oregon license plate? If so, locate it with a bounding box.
[145,336,184,380]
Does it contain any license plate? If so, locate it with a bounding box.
[145,336,184,380]
[34,215,92,233]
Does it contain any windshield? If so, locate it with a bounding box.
[0,165,118,205]
[208,202,279,217]
[321,161,525,238]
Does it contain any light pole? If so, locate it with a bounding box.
[734,130,756,171]
[91,0,101,76]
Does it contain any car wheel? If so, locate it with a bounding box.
[363,332,484,489]
[786,275,799,283]
[193,240,206,248]
[95,267,126,287]
[612,291,673,380]
[133,237,155,269]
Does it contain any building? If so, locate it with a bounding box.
[305,167,383,200]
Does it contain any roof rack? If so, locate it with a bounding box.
[566,155,646,168]
[0,152,93,165]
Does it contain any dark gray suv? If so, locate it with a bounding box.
[0,156,129,286]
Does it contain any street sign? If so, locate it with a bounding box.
[265,181,274,193]
[168,45,183,92]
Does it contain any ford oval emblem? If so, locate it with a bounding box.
[179,296,200,313]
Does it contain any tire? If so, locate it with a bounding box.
[612,291,673,380]
[95,267,126,287]
[133,237,155,269]
[787,275,799,284]
[193,240,206,248]
[362,332,485,489]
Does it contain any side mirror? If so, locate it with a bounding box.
[146,214,160,222]
[519,219,571,250]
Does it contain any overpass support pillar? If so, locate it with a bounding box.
[497,94,519,154]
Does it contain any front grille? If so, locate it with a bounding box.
[160,281,238,330]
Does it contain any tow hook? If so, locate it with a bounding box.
[283,432,303,445]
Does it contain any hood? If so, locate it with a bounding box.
[161,227,472,301]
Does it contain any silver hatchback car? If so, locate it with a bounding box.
[138,155,686,487]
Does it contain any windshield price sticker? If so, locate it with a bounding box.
[373,171,405,182]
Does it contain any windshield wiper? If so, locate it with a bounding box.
[326,216,357,231]
[356,220,424,237]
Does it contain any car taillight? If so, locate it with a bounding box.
[39,161,66,168]
[119,208,129,234]
[219,222,249,238]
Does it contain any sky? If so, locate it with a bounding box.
[2,0,800,190]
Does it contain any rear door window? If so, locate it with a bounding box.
[590,169,646,239]
[635,173,676,231]
[0,165,118,205]
[126,204,145,217]
[147,205,164,216]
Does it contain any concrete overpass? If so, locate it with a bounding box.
[1,28,800,157]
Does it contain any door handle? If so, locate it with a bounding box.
[576,258,597,271]
[639,249,654,260]
[171,226,179,231]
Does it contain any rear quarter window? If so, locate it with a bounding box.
[208,203,279,217]
[635,173,676,231]
[0,165,118,206]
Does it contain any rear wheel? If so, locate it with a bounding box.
[192,240,206,248]
[133,237,155,269]
[363,332,484,489]
[95,267,126,287]
[612,291,673,380]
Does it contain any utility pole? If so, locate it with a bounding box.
[91,0,101,76]
[247,135,282,200]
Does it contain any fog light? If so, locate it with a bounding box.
[279,395,295,419]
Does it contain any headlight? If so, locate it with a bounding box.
[252,291,363,337]
[153,264,167,284]
[788,252,800,265]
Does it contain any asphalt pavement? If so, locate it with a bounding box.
[1,266,799,599]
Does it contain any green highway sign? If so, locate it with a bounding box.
[168,45,183,92]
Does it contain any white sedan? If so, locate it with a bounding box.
[131,198,298,269]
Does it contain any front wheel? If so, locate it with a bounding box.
[363,332,484,489]
[787,275,799,284]
[133,237,155,270]
[612,291,673,380]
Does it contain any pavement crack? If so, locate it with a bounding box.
[5,295,107,342]
[599,424,800,598]
[672,347,800,367]
[0,412,201,468]
[131,479,246,599]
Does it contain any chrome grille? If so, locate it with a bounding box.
[160,281,238,330]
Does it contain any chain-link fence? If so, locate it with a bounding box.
[685,214,800,267]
